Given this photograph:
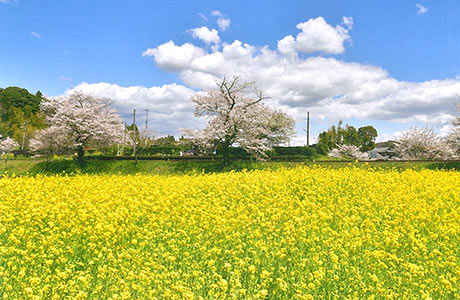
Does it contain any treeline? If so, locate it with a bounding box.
[315,121,378,154]
[0,86,376,159]
[101,138,318,158]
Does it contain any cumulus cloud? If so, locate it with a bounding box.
[189,26,220,49]
[416,3,428,14]
[141,15,460,143]
[142,41,205,72]
[212,10,231,31]
[67,82,203,136]
[278,17,353,55]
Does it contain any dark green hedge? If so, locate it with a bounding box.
[215,147,250,157]
[215,146,317,158]
[101,145,317,158]
[104,146,183,156]
[271,146,316,157]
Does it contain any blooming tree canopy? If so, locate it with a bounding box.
[29,126,71,159]
[447,104,460,152]
[186,76,295,162]
[394,127,457,160]
[328,144,368,160]
[0,136,19,155]
[31,92,124,165]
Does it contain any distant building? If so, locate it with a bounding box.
[368,147,397,160]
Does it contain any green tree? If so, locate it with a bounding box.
[358,126,378,151]
[0,87,46,150]
[317,122,340,153]
[317,122,378,153]
[153,135,177,146]
[342,124,361,146]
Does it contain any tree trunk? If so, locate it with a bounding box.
[45,154,49,170]
[77,146,85,167]
[222,141,230,166]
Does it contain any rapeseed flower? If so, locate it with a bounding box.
[0,167,459,299]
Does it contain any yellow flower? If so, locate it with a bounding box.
[259,289,269,298]
[248,265,256,273]
[0,166,459,298]
[261,270,270,279]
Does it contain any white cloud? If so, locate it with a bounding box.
[142,15,460,143]
[189,26,220,47]
[30,32,41,39]
[416,3,428,14]
[142,41,205,72]
[67,82,202,135]
[377,131,403,142]
[277,35,297,57]
[217,18,231,32]
[278,16,353,55]
[342,16,353,28]
[212,10,231,31]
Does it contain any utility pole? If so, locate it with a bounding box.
[144,109,149,146]
[307,111,310,146]
[132,109,137,159]
[121,122,126,155]
[144,109,149,131]
[21,121,27,151]
[303,111,310,146]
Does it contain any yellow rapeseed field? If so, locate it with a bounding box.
[0,166,459,299]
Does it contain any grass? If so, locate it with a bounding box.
[0,158,43,175]
[1,157,460,176]
[1,159,291,176]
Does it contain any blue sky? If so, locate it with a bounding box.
[1,0,460,143]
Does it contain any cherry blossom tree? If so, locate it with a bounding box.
[328,144,368,160]
[447,104,460,153]
[0,136,19,165]
[185,76,295,163]
[29,126,71,161]
[31,92,124,166]
[0,136,19,155]
[394,127,457,160]
[327,148,341,158]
